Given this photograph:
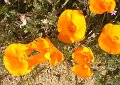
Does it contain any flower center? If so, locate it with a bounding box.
[69,24,76,33]
[111,36,119,42]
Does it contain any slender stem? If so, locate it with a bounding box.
[100,13,106,26]
[61,0,69,9]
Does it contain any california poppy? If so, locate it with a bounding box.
[72,46,94,77]
[45,38,64,67]
[98,23,120,54]
[27,53,48,69]
[27,37,49,53]
[57,9,86,43]
[3,44,47,76]
[28,37,64,67]
[72,64,93,78]
[89,0,116,14]
[72,46,94,64]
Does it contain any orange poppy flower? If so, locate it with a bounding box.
[27,37,49,53]
[89,0,116,14]
[3,44,47,76]
[45,38,64,67]
[98,23,120,54]
[29,37,64,67]
[72,46,94,64]
[27,53,48,69]
[72,46,94,77]
[72,64,93,78]
[57,9,86,44]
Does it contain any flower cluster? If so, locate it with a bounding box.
[3,0,118,78]
[3,38,64,76]
[3,9,94,78]
[57,9,94,78]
